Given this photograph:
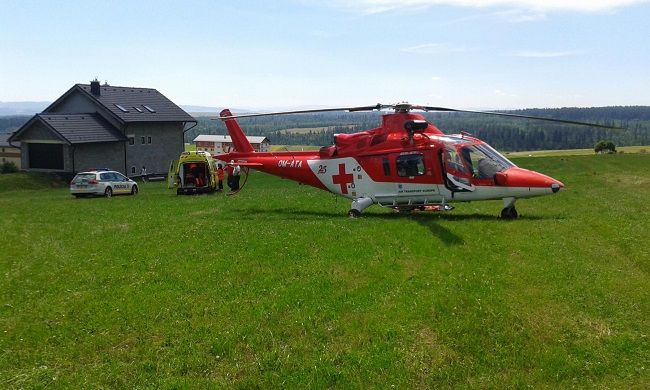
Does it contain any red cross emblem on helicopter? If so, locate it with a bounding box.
[332,163,354,194]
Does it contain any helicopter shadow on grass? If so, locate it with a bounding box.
[372,212,466,246]
[230,207,519,246]
[231,207,555,246]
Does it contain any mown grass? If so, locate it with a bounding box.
[1,154,649,388]
[269,144,319,151]
[506,144,650,157]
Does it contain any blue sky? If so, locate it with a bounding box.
[1,0,649,109]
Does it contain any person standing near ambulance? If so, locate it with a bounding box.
[225,161,235,191]
[232,161,241,191]
[216,163,225,192]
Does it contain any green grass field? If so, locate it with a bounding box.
[269,144,320,152]
[505,145,650,157]
[267,144,650,155]
[1,154,649,388]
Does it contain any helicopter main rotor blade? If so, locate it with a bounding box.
[210,102,624,129]
[214,104,387,120]
[419,106,624,129]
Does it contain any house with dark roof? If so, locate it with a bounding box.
[9,80,196,176]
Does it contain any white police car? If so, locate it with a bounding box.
[70,169,138,198]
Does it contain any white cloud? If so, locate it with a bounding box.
[494,89,517,97]
[492,9,547,22]
[400,43,466,54]
[512,50,582,58]
[335,0,650,14]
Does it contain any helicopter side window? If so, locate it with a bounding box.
[396,154,425,177]
[445,147,469,175]
[382,157,391,176]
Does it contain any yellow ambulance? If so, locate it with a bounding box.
[168,151,218,194]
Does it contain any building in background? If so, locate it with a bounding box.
[9,80,196,176]
[0,133,21,169]
[194,134,270,153]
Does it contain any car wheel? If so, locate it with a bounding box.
[131,185,138,195]
[104,187,113,198]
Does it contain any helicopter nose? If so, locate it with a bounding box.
[498,167,564,193]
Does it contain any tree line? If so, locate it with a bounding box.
[184,107,650,151]
[2,106,650,151]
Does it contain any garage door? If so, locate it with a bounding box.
[28,143,64,170]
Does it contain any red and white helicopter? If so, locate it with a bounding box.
[215,103,615,218]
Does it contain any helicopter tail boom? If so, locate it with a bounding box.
[219,109,255,153]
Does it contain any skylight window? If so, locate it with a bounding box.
[134,106,143,113]
[114,104,129,113]
[143,105,156,113]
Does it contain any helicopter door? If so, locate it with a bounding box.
[441,146,474,192]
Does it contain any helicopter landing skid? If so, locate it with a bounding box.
[393,204,455,214]
[349,197,373,218]
[417,204,455,212]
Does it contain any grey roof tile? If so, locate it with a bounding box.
[38,113,126,144]
[76,84,196,123]
[0,132,20,147]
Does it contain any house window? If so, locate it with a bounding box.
[131,166,136,174]
[147,136,152,144]
[143,105,156,113]
[141,136,145,145]
[128,136,135,145]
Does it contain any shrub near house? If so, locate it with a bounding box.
[1,161,18,173]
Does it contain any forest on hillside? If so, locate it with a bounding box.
[2,106,650,151]
[183,106,650,151]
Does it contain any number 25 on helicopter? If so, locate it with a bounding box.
[214,103,617,219]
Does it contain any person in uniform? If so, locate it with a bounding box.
[216,163,225,192]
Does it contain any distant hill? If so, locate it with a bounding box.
[0,101,50,116]
[183,106,254,117]
[181,105,222,115]
[0,115,31,134]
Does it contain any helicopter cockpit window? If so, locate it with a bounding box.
[396,154,425,177]
[460,144,514,179]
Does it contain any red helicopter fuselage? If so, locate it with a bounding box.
[216,109,564,218]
